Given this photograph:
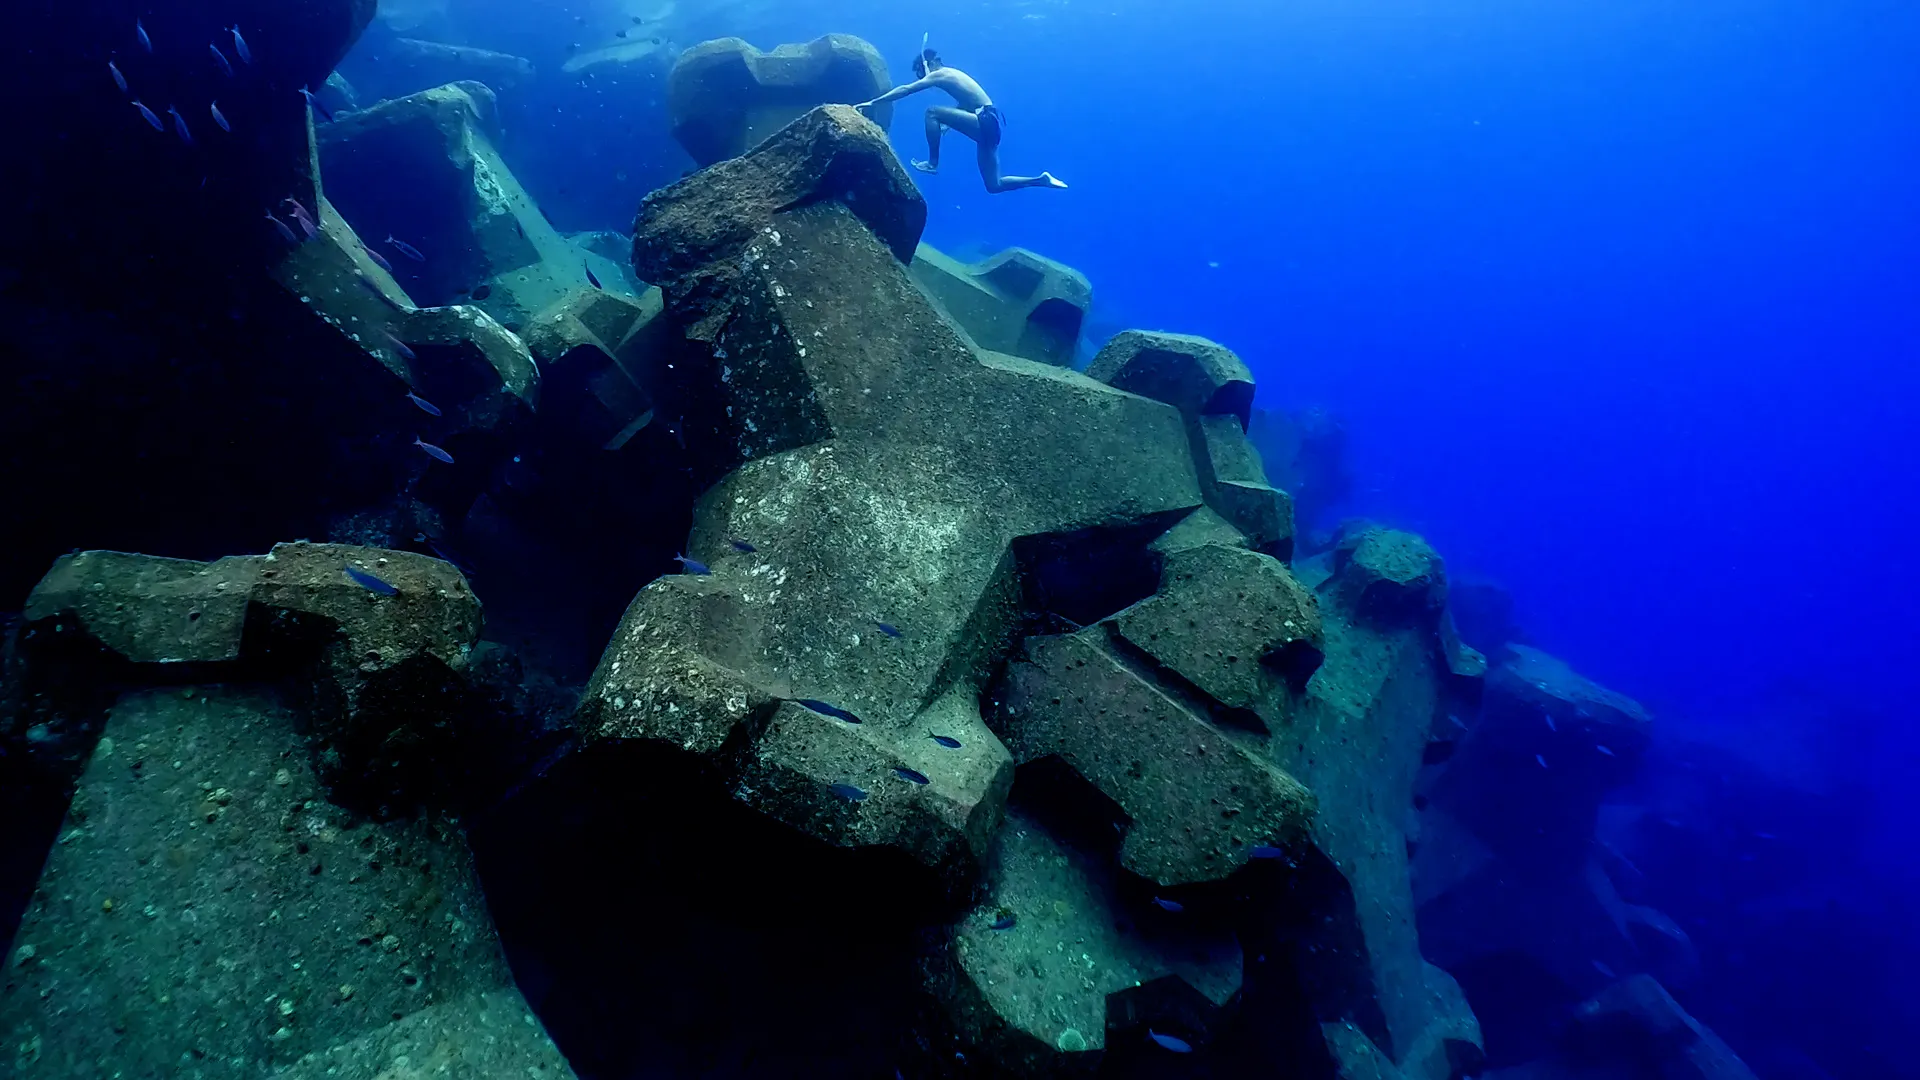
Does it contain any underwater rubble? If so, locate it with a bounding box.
[0,11,1770,1078]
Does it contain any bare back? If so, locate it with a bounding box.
[926,67,992,111]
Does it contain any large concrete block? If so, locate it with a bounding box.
[668,36,894,166]
[911,245,1093,368]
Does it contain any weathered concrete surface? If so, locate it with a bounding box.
[1112,542,1323,718]
[0,547,569,1078]
[668,35,893,166]
[522,287,662,450]
[911,245,1093,368]
[634,105,925,287]
[1266,541,1486,1080]
[0,688,571,1079]
[1331,527,1449,625]
[934,807,1242,1069]
[1087,333,1293,556]
[585,105,1204,882]
[997,626,1316,886]
[1088,330,1255,427]
[318,82,609,326]
[19,545,481,812]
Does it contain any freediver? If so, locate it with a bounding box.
[856,48,1068,194]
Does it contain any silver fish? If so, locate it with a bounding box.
[209,42,232,77]
[131,99,163,131]
[109,61,128,92]
[265,212,298,243]
[166,104,191,145]
[209,100,230,132]
[413,437,454,464]
[135,18,151,53]
[230,25,252,64]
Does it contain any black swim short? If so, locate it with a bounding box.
[977,105,1005,148]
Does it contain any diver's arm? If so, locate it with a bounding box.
[859,77,936,108]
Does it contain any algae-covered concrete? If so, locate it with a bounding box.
[0,546,571,1078]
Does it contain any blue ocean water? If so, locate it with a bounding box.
[3,0,1914,1075]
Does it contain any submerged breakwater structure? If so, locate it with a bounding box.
[3,0,1902,1077]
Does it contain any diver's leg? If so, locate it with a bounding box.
[978,141,1068,193]
[918,107,980,174]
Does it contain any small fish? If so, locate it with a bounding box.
[1592,960,1618,979]
[413,437,454,464]
[230,25,252,64]
[828,783,868,802]
[929,733,962,749]
[1596,745,1615,757]
[136,18,151,53]
[365,245,393,272]
[386,235,426,262]
[874,622,903,639]
[132,99,164,131]
[109,61,128,92]
[729,538,756,553]
[1545,714,1557,732]
[298,86,334,123]
[470,284,492,300]
[343,566,398,595]
[584,261,603,290]
[1754,831,1777,840]
[796,699,861,725]
[265,212,298,243]
[1249,845,1287,860]
[406,391,441,416]
[209,100,230,132]
[167,104,192,145]
[989,912,1016,931]
[1448,714,1468,731]
[383,331,416,362]
[1147,1030,1192,1054]
[1536,754,1549,769]
[673,554,710,576]
[283,198,318,239]
[616,29,629,38]
[894,766,930,785]
[209,42,232,77]
[1150,896,1184,913]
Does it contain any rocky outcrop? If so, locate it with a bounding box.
[1413,644,1680,1065]
[0,547,573,1078]
[1483,976,1758,1080]
[668,36,894,166]
[910,245,1093,368]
